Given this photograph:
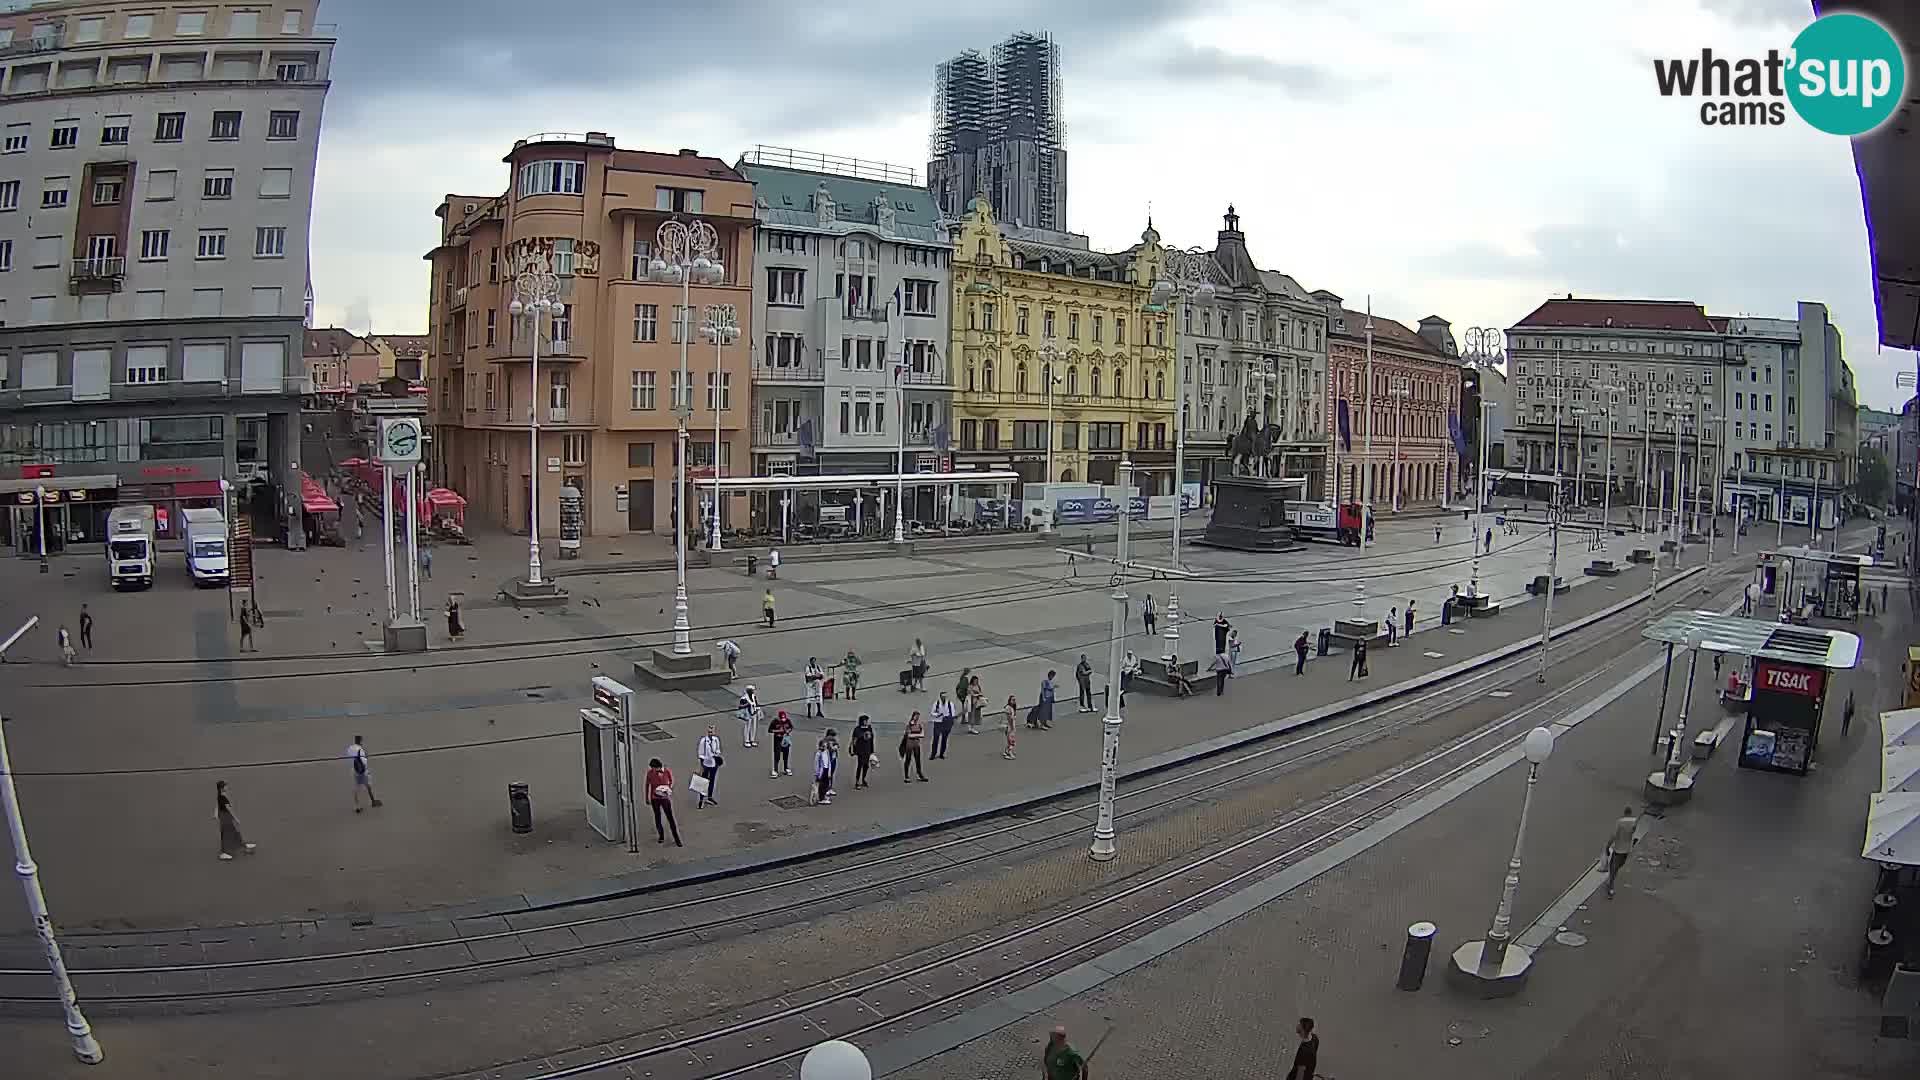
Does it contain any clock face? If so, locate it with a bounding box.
[383,421,420,459]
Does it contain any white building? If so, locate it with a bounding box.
[735,147,953,525]
[0,0,332,548]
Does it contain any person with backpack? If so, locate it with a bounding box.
[768,709,794,777]
[345,736,382,813]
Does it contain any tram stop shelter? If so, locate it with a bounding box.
[1642,611,1859,780]
[1772,546,1875,622]
[701,470,1021,545]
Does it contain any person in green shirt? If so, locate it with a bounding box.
[1043,1025,1088,1080]
[842,649,861,700]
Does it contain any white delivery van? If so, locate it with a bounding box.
[181,507,229,586]
[105,504,157,590]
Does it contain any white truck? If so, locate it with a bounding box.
[105,504,157,590]
[181,507,229,586]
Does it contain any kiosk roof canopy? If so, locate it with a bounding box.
[1641,611,1860,669]
[1772,546,1875,568]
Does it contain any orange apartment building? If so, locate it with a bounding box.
[423,134,754,538]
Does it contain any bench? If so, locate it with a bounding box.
[1527,575,1571,596]
[1329,618,1387,651]
[1135,656,1201,698]
[1627,548,1655,564]
[1692,729,1722,760]
[1585,559,1621,577]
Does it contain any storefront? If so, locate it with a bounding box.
[0,473,120,555]
[115,460,233,542]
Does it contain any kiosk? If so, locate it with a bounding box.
[580,676,636,846]
[1773,546,1874,622]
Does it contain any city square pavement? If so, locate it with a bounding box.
[883,563,1919,1080]
[0,506,1764,935]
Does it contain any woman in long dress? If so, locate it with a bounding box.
[216,780,256,860]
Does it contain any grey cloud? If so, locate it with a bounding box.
[1695,0,1818,27]
[1156,42,1346,98]
[318,1,1214,131]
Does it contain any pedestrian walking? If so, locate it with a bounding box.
[418,544,433,580]
[842,648,861,699]
[966,674,985,734]
[696,726,723,808]
[78,604,93,651]
[1287,1018,1320,1080]
[57,625,76,666]
[1075,654,1095,712]
[1604,806,1638,898]
[1712,652,1722,680]
[737,685,762,748]
[1213,613,1230,656]
[1294,631,1309,676]
[1044,1025,1089,1080]
[1120,650,1139,708]
[909,638,928,691]
[1227,629,1242,674]
[345,736,382,812]
[237,609,256,653]
[850,715,876,787]
[1435,524,1442,544]
[1883,583,1889,610]
[1485,527,1494,552]
[1843,689,1856,735]
[446,594,465,638]
[901,710,928,781]
[768,547,781,578]
[1141,593,1157,636]
[1385,608,1398,647]
[1349,638,1369,680]
[1210,649,1231,696]
[804,657,827,719]
[645,758,682,845]
[718,638,740,680]
[812,741,834,805]
[930,691,959,758]
[821,726,840,795]
[1033,670,1057,729]
[215,780,257,860]
[762,588,776,628]
[1405,601,1416,638]
[769,709,794,776]
[1002,695,1019,759]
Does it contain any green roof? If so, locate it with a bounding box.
[739,163,943,231]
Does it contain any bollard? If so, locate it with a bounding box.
[508,782,532,834]
[1397,921,1437,991]
[1862,927,1897,984]
[1317,628,1332,657]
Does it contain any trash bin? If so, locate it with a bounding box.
[508,782,532,834]
[1316,628,1332,657]
[745,554,758,577]
[1397,920,1437,991]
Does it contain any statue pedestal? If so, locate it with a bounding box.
[1196,475,1302,552]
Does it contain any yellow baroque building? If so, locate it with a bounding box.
[948,197,1178,493]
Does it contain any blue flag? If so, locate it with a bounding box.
[1448,409,1467,455]
[1337,399,1352,452]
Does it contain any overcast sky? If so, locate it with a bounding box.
[308,0,1914,409]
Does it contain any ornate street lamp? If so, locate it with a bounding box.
[700,305,739,552]
[649,219,726,655]
[508,269,561,588]
[1149,247,1216,669]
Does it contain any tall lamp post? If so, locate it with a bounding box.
[1089,456,1135,862]
[891,348,907,546]
[1449,725,1556,996]
[1038,340,1063,535]
[1359,301,1375,556]
[1388,381,1410,511]
[508,269,562,588]
[1150,250,1217,670]
[1,617,104,1064]
[1593,382,1623,543]
[700,305,738,552]
[648,218,726,656]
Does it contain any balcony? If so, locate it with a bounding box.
[752,422,816,448]
[843,305,888,324]
[69,257,126,294]
[451,286,469,310]
[755,356,827,383]
[0,29,63,59]
[900,363,953,387]
[471,402,597,428]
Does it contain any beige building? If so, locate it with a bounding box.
[423,134,755,539]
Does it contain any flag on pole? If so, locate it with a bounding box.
[1448,409,1467,455]
[1337,399,1352,451]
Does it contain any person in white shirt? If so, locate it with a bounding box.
[804,658,826,719]
[737,686,761,748]
[929,691,960,760]
[346,736,382,813]
[717,638,741,680]
[696,726,723,808]
[768,548,781,579]
[813,744,834,805]
[1120,650,1141,708]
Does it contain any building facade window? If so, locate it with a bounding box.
[518,160,584,196]
[630,370,657,410]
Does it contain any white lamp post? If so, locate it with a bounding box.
[1089,456,1135,862]
[892,339,907,546]
[33,485,47,563]
[700,306,738,552]
[0,617,104,1064]
[1150,251,1217,670]
[1360,300,1375,555]
[1449,724,1555,996]
[648,219,725,656]
[799,1040,872,1080]
[1037,340,1063,535]
[508,269,561,587]
[1593,382,1622,543]
[1389,381,1410,511]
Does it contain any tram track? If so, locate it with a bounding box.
[0,562,1728,1012]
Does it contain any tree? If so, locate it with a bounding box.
[1857,446,1892,507]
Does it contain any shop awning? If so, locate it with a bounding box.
[1882,708,1920,749]
[0,474,119,495]
[1864,793,1920,866]
[424,487,466,508]
[174,481,226,497]
[298,472,338,514]
[1884,745,1920,794]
